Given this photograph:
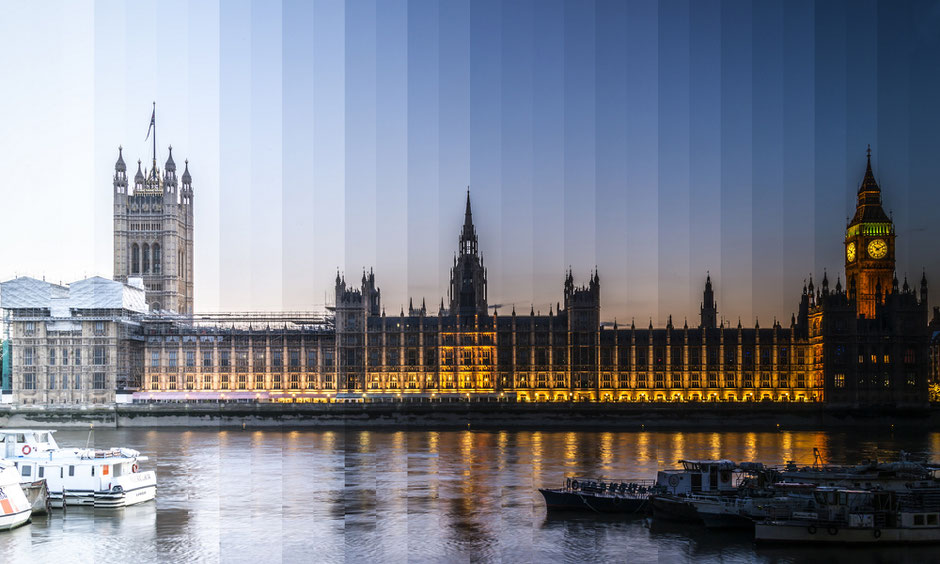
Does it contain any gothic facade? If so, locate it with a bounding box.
[2,150,928,406]
[113,147,194,314]
[133,156,928,406]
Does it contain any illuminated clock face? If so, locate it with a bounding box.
[867,239,888,259]
[846,242,856,262]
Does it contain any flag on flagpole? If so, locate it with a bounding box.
[145,107,155,141]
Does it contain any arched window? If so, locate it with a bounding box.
[131,244,140,274]
[142,243,150,273]
[152,243,161,274]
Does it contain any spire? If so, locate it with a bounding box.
[458,188,478,257]
[182,159,192,185]
[135,159,144,183]
[165,145,176,172]
[851,145,890,224]
[115,146,126,172]
[465,187,472,223]
[859,144,878,194]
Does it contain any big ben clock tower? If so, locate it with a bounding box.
[845,146,895,319]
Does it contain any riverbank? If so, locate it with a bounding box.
[0,402,935,430]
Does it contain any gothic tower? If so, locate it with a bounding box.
[700,273,717,329]
[448,190,488,317]
[113,146,194,313]
[844,147,895,319]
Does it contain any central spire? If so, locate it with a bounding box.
[459,188,478,256]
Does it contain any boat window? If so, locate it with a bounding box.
[37,433,48,443]
[91,466,96,476]
[928,514,938,525]
[16,434,25,442]
[38,466,44,478]
[915,515,925,526]
[21,465,31,477]
[69,465,75,477]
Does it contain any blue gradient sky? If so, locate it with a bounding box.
[1,0,939,325]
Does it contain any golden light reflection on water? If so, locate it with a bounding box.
[636,432,650,464]
[709,432,722,460]
[931,433,940,464]
[744,432,758,462]
[460,430,474,478]
[781,431,793,463]
[359,431,371,452]
[34,428,940,563]
[531,432,543,483]
[564,431,579,469]
[671,432,685,463]
[497,431,508,473]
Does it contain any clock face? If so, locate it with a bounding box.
[867,239,888,259]
[846,242,856,262]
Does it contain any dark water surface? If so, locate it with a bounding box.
[1,427,939,563]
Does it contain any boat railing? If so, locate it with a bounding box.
[564,478,657,497]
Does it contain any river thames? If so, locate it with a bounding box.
[0,427,938,563]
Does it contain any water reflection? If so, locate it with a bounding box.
[0,428,936,563]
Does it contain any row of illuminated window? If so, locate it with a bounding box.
[832,373,918,388]
[20,371,107,390]
[149,348,334,370]
[149,373,336,391]
[514,373,810,389]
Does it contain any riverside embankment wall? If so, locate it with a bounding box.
[0,403,935,430]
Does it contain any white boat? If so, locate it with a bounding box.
[0,460,31,530]
[0,429,156,508]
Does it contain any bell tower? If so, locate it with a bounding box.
[844,146,895,319]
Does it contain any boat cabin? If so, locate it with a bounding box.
[656,460,738,495]
[0,429,60,458]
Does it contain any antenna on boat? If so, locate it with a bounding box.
[812,447,824,469]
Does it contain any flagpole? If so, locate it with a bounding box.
[152,101,157,179]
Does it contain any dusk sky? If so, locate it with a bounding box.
[1,0,939,325]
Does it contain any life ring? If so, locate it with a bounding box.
[873,529,881,538]
[21,445,31,455]
[570,480,579,489]
[668,475,680,487]
[828,526,838,536]
[807,525,817,535]
[132,464,139,473]
[720,471,731,483]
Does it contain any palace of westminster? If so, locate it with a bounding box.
[0,146,933,406]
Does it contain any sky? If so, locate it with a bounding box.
[0,0,939,325]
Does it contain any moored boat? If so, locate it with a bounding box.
[0,460,31,531]
[22,479,50,516]
[539,478,655,514]
[0,429,157,508]
[755,487,940,544]
[650,459,744,523]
